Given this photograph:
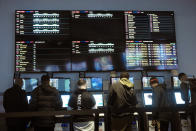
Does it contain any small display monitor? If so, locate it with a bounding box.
[50,78,71,92]
[172,77,181,88]
[22,78,38,92]
[111,77,134,84]
[93,94,104,107]
[143,92,153,106]
[142,76,164,89]
[84,78,103,91]
[61,95,70,108]
[174,92,185,104]
[27,95,31,104]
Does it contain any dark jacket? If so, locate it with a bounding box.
[68,89,96,110]
[3,84,28,126]
[108,82,137,115]
[29,85,62,127]
[180,81,196,105]
[152,84,174,121]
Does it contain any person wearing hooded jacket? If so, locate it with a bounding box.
[108,72,137,131]
[29,75,62,131]
[68,79,96,131]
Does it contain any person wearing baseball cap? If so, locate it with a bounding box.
[150,77,175,131]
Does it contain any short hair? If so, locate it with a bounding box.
[178,73,186,80]
[41,75,50,82]
[77,79,86,86]
[14,78,23,86]
[150,77,159,85]
[120,72,130,79]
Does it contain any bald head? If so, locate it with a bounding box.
[14,78,23,87]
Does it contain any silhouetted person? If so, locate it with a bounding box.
[68,79,96,131]
[150,77,174,131]
[108,72,137,131]
[178,73,196,130]
[29,75,62,131]
[3,78,28,131]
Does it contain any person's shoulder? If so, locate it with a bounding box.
[3,88,12,95]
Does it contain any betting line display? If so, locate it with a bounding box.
[15,10,177,72]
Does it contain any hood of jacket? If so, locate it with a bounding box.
[119,78,134,88]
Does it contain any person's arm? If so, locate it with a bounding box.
[3,91,8,112]
[89,93,96,108]
[68,94,77,109]
[29,90,38,111]
[55,91,62,110]
[152,88,162,119]
[180,83,189,105]
[108,84,115,107]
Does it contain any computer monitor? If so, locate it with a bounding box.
[143,92,153,106]
[174,92,185,105]
[172,77,181,88]
[61,95,70,108]
[27,95,31,104]
[22,78,38,92]
[111,77,134,84]
[93,94,104,107]
[84,78,103,91]
[50,78,70,92]
[142,76,164,89]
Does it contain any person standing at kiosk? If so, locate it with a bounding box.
[178,73,196,130]
[150,77,174,131]
[108,72,137,131]
[3,78,28,131]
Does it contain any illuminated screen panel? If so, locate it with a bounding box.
[111,77,134,84]
[15,40,71,72]
[22,78,38,92]
[16,10,71,36]
[50,78,70,92]
[124,11,175,40]
[93,94,104,107]
[71,41,124,71]
[172,77,181,88]
[61,95,70,107]
[142,76,164,89]
[71,11,124,41]
[174,92,185,105]
[84,78,103,91]
[125,40,177,70]
[143,92,153,106]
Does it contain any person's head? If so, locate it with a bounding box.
[14,78,23,87]
[150,77,159,88]
[41,75,50,86]
[178,73,188,82]
[120,72,130,79]
[77,79,87,90]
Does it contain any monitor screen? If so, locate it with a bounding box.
[174,92,185,104]
[22,78,38,92]
[61,95,70,107]
[143,92,153,106]
[27,95,31,104]
[111,77,134,84]
[15,10,177,72]
[84,78,103,91]
[93,94,104,107]
[142,76,164,89]
[50,78,70,92]
[172,77,181,88]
